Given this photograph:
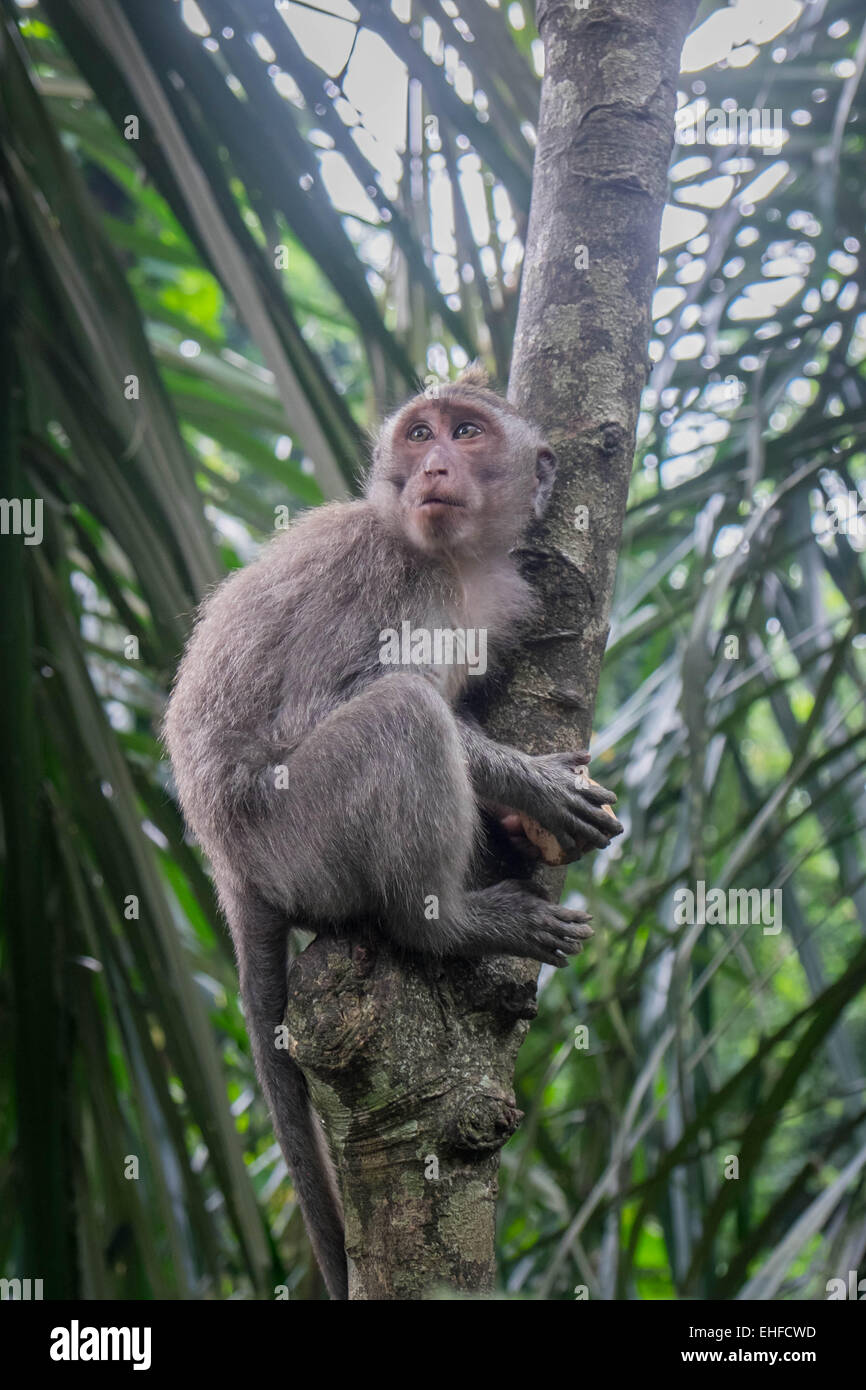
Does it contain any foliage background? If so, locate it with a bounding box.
[1,0,865,1300]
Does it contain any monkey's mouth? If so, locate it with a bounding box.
[417,496,464,509]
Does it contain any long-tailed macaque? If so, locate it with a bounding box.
[164,366,622,1299]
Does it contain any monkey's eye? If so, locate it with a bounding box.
[407,423,434,442]
[453,421,482,439]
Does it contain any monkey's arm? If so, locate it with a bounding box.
[456,718,623,854]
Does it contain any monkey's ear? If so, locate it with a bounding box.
[533,446,557,517]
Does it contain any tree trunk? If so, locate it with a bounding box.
[503,0,699,758]
[283,0,698,1300]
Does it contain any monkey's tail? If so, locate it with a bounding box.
[229,891,349,1300]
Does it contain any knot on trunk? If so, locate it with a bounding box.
[447,1092,523,1153]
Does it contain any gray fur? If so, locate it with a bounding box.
[164,380,621,1299]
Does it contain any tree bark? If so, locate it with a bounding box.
[284,0,698,1300]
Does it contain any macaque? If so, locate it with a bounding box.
[164,365,622,1299]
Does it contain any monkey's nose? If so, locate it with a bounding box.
[423,448,449,475]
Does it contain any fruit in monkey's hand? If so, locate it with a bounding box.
[519,766,619,866]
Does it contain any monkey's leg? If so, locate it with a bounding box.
[237,672,478,926]
[236,674,591,966]
[457,720,623,852]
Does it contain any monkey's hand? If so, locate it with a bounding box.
[517,754,623,865]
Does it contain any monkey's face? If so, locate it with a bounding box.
[368,390,555,558]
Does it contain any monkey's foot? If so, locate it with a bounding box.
[486,880,593,968]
